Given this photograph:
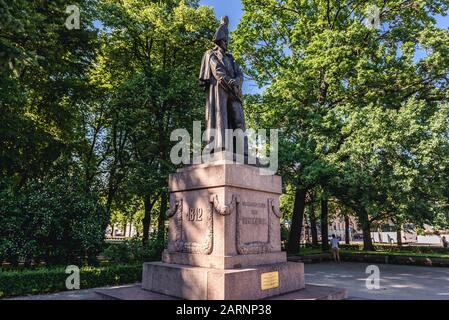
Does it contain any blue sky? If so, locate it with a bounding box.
[199,0,449,30]
[199,0,243,31]
[199,0,449,94]
[436,14,449,28]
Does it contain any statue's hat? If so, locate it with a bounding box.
[213,16,229,43]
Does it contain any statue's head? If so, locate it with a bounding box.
[213,16,229,51]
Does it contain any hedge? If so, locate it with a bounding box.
[339,244,449,254]
[340,252,449,267]
[0,263,142,298]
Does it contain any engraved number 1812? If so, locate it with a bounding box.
[187,208,203,221]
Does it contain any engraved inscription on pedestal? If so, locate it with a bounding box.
[240,201,269,244]
[168,196,213,254]
[236,197,281,254]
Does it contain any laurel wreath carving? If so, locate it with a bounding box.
[268,198,282,218]
[166,199,182,218]
[210,194,240,216]
[167,198,213,255]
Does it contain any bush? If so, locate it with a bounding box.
[0,174,107,266]
[102,236,166,264]
[0,263,142,298]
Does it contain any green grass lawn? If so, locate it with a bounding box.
[288,247,327,256]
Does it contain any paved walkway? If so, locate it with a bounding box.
[7,262,449,300]
[7,286,110,300]
[305,262,449,300]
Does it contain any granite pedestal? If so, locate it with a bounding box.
[142,156,305,300]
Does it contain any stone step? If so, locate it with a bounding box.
[95,284,347,300]
[95,284,177,300]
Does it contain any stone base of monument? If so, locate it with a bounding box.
[129,156,346,300]
[141,261,305,300]
[161,250,287,269]
[95,283,347,300]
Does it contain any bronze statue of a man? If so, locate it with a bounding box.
[199,16,246,155]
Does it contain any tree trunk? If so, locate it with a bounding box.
[344,215,350,245]
[104,186,116,231]
[123,222,127,238]
[303,213,310,244]
[310,214,318,247]
[142,196,153,244]
[362,227,374,250]
[287,188,307,254]
[158,191,168,241]
[359,209,374,251]
[396,227,402,246]
[321,199,329,251]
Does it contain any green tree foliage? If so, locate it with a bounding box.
[89,0,217,242]
[234,0,449,250]
[0,0,217,264]
[2,0,449,265]
[0,0,104,264]
[0,171,106,266]
[1,0,98,181]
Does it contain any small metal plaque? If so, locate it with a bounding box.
[260,271,279,290]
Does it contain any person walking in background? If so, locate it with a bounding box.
[442,236,448,248]
[331,234,340,262]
